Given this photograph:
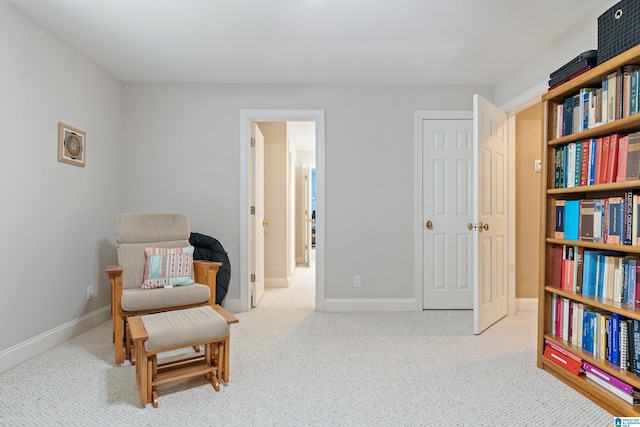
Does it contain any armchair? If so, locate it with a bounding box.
[107,213,235,365]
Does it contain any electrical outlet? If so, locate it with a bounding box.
[87,285,94,300]
[354,275,361,287]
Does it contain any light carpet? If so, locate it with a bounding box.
[0,263,615,426]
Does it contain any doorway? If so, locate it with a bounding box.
[239,109,326,313]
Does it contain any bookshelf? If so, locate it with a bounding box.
[539,43,640,416]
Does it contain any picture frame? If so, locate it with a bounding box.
[58,122,86,167]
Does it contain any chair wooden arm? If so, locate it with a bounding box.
[193,260,222,306]
[212,304,239,325]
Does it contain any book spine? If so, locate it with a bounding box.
[583,361,633,394]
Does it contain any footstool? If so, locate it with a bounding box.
[128,305,230,408]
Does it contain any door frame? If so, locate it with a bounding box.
[414,109,515,313]
[239,109,325,313]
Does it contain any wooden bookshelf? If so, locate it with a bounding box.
[539,43,640,417]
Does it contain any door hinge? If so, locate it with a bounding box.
[250,137,255,147]
[251,206,255,215]
[251,274,255,282]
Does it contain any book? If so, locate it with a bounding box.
[583,361,637,396]
[589,138,597,185]
[621,319,630,370]
[580,139,590,186]
[563,96,574,136]
[612,312,622,365]
[562,245,575,292]
[595,137,604,185]
[606,134,621,184]
[600,135,611,184]
[543,344,583,376]
[579,199,595,242]
[594,199,604,243]
[617,135,629,183]
[567,142,576,187]
[582,250,604,297]
[585,372,640,405]
[555,200,565,238]
[624,190,636,245]
[632,69,640,116]
[607,196,624,244]
[564,200,580,241]
[625,131,640,181]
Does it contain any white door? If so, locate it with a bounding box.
[422,119,474,309]
[251,123,265,307]
[473,94,508,334]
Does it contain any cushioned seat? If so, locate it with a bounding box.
[107,213,231,365]
[121,285,210,312]
[141,306,230,352]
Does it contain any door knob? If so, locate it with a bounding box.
[482,223,489,231]
[263,220,269,227]
[425,220,433,230]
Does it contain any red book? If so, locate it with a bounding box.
[606,134,621,183]
[594,137,604,185]
[544,345,584,375]
[601,135,611,183]
[617,134,629,183]
[580,139,590,186]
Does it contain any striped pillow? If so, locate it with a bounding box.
[142,246,195,289]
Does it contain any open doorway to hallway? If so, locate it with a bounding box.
[240,109,324,313]
[257,120,316,309]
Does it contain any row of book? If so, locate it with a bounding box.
[553,132,640,189]
[555,192,640,245]
[553,245,639,306]
[544,338,640,405]
[556,65,640,138]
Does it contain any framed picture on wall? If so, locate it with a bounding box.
[58,122,86,167]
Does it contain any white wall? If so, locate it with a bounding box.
[0,2,123,370]
[495,0,619,105]
[120,83,493,306]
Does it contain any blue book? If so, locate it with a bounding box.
[612,312,621,366]
[623,258,630,305]
[582,250,604,297]
[564,200,580,241]
[597,253,607,298]
[589,138,597,185]
[583,310,596,354]
[607,196,623,244]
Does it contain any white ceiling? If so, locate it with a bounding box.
[9,0,611,85]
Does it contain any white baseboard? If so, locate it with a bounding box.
[323,298,417,312]
[223,297,539,315]
[0,306,111,374]
[265,278,290,289]
[516,298,538,312]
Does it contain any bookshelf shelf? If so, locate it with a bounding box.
[539,43,640,417]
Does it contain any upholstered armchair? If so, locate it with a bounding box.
[107,213,234,365]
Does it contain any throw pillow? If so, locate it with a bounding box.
[142,246,195,289]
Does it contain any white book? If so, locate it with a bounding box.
[567,142,576,188]
[586,371,637,405]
